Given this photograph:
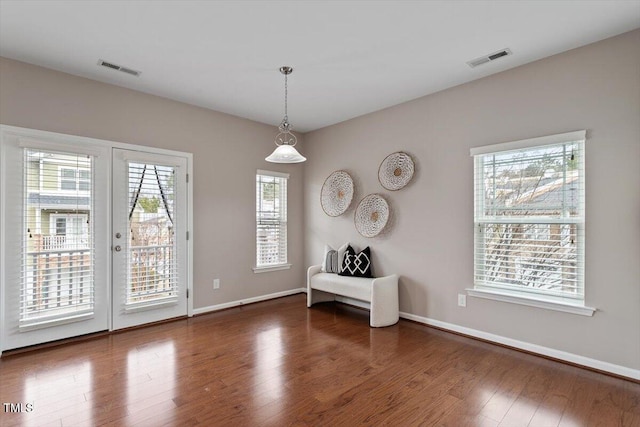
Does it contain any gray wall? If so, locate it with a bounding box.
[0,57,306,310]
[304,30,640,370]
[2,29,638,372]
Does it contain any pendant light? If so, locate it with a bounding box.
[266,66,306,163]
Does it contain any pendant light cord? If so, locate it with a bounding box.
[283,72,288,120]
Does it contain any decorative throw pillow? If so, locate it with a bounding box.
[325,250,338,273]
[337,242,349,273]
[339,245,373,278]
[321,244,334,272]
[322,243,348,273]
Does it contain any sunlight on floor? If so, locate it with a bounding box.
[23,358,93,425]
[127,340,176,419]
[253,327,284,422]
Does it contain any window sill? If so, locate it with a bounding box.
[466,288,596,316]
[253,264,291,274]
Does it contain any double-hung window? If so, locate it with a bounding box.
[470,131,592,314]
[255,170,289,272]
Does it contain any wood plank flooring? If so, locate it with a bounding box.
[1,294,638,426]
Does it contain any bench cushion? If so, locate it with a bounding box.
[310,272,372,302]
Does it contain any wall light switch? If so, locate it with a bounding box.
[213,279,220,290]
[458,294,466,307]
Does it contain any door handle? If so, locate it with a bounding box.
[114,245,122,252]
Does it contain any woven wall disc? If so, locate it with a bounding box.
[354,194,389,237]
[378,151,415,191]
[320,170,354,216]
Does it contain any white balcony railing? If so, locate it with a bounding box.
[42,235,89,251]
[127,244,176,303]
[22,249,93,321]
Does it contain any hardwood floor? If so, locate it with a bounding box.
[1,294,638,426]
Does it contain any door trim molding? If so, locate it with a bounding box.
[0,125,193,351]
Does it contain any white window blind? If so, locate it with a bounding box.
[472,132,585,302]
[126,162,177,306]
[21,148,95,327]
[256,171,288,268]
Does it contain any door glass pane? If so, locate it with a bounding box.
[127,163,177,305]
[22,149,94,326]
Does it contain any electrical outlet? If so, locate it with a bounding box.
[213,279,220,290]
[458,294,466,307]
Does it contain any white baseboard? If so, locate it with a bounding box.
[192,288,306,316]
[399,311,640,381]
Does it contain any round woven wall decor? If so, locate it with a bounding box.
[354,194,389,237]
[320,170,354,217]
[378,151,415,191]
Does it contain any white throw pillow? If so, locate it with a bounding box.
[321,244,334,272]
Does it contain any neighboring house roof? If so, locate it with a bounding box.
[516,171,579,209]
[28,193,90,208]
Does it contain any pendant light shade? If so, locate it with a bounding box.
[265,144,307,163]
[266,66,306,163]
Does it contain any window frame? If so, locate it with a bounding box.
[253,169,290,273]
[468,130,595,316]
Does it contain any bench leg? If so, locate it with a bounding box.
[370,275,399,327]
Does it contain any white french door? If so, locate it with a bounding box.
[1,126,191,352]
[0,133,110,351]
[111,149,188,330]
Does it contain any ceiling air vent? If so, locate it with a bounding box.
[467,48,512,68]
[97,59,141,77]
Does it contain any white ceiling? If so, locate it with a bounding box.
[1,1,639,132]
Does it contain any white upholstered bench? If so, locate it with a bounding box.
[307,265,399,327]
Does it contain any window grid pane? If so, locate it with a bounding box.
[475,223,584,299]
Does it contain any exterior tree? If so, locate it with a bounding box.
[138,196,160,213]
